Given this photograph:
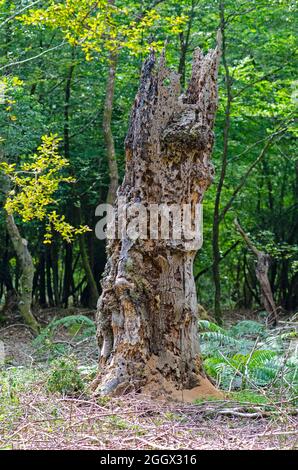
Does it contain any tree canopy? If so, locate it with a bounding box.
[0,0,297,315]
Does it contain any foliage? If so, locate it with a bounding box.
[0,367,42,431]
[228,390,269,405]
[19,0,187,59]
[0,0,296,313]
[1,134,90,243]
[46,355,84,395]
[33,315,96,357]
[229,320,267,338]
[199,319,298,396]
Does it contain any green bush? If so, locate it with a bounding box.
[47,356,84,395]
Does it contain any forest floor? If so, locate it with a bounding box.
[0,309,297,450]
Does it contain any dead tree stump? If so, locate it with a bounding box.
[93,38,222,400]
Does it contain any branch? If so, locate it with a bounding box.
[0,41,66,72]
[195,240,240,281]
[0,1,40,30]
[234,218,260,257]
[232,65,285,99]
[213,1,232,223]
[218,126,288,223]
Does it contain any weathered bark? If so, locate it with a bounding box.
[234,219,279,325]
[93,39,221,399]
[5,213,40,333]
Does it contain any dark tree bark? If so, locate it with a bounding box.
[51,241,60,306]
[46,246,54,307]
[33,250,47,307]
[78,207,99,308]
[93,39,222,400]
[62,242,73,307]
[0,234,18,315]
[178,0,196,89]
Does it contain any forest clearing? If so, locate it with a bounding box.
[0,309,298,450]
[0,0,297,454]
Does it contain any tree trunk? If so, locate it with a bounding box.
[103,52,119,205]
[62,242,73,307]
[178,0,196,89]
[234,219,279,325]
[93,40,222,400]
[78,234,99,308]
[5,213,40,333]
[212,1,232,324]
[0,231,18,314]
[76,206,99,308]
[46,246,54,307]
[33,249,47,307]
[51,241,60,306]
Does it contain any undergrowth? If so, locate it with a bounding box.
[0,315,298,449]
[33,314,96,358]
[30,315,298,402]
[199,319,298,401]
[1,316,297,405]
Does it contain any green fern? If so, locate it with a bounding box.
[200,331,242,346]
[198,320,226,333]
[199,321,254,358]
[33,315,96,357]
[229,320,266,338]
[200,319,298,395]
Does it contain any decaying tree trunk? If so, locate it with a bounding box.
[234,218,279,325]
[93,38,222,400]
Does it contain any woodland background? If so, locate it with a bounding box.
[0,0,297,323]
[0,0,297,450]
